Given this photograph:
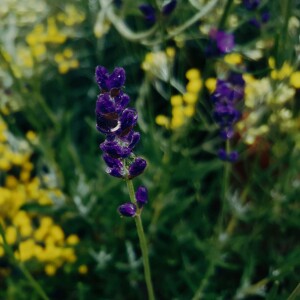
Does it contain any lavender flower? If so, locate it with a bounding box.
[118,203,137,217]
[95,66,147,179]
[211,72,245,162]
[139,1,177,25]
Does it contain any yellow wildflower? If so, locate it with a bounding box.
[78,265,88,274]
[290,71,300,88]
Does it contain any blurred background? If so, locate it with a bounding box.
[0,0,299,299]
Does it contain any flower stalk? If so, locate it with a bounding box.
[126,179,155,300]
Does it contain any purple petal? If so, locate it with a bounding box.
[107,67,126,90]
[100,141,132,158]
[128,157,147,179]
[95,66,109,91]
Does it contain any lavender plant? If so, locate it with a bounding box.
[95,66,155,300]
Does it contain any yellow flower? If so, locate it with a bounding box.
[224,53,242,65]
[186,79,202,93]
[6,226,17,245]
[155,115,170,127]
[183,93,198,104]
[290,71,300,88]
[186,69,201,80]
[78,264,88,274]
[66,234,80,245]
[0,246,4,257]
[45,264,57,276]
[205,78,217,93]
[171,95,183,106]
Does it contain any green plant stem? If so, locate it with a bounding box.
[126,180,155,300]
[192,140,231,300]
[192,258,216,300]
[218,0,234,30]
[287,283,300,300]
[0,223,49,300]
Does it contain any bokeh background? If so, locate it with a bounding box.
[0,0,299,299]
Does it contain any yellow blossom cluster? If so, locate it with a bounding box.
[54,48,79,74]
[56,4,85,27]
[269,57,300,88]
[0,118,80,276]
[156,69,202,129]
[142,48,175,81]
[237,73,299,144]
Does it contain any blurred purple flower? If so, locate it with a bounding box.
[243,0,260,10]
[139,1,177,25]
[206,29,235,56]
[211,72,245,162]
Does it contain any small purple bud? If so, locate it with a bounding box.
[128,157,147,179]
[103,153,123,169]
[220,128,234,140]
[96,93,116,115]
[139,4,156,24]
[249,18,261,28]
[119,108,138,136]
[162,0,177,16]
[242,0,260,10]
[228,151,239,162]
[115,92,130,114]
[261,11,270,23]
[118,203,137,217]
[135,186,148,208]
[100,141,132,158]
[218,148,227,161]
[128,132,141,149]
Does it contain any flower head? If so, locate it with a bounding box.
[95,66,147,179]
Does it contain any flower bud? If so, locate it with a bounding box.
[118,203,137,217]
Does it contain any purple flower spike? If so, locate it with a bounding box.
[139,4,156,24]
[128,157,147,179]
[162,0,177,16]
[135,186,148,208]
[211,72,245,163]
[118,203,137,217]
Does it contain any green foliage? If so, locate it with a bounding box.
[0,0,300,299]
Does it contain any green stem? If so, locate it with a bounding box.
[126,180,155,300]
[0,223,49,300]
[218,0,234,30]
[287,283,300,300]
[192,140,231,300]
[192,259,216,300]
